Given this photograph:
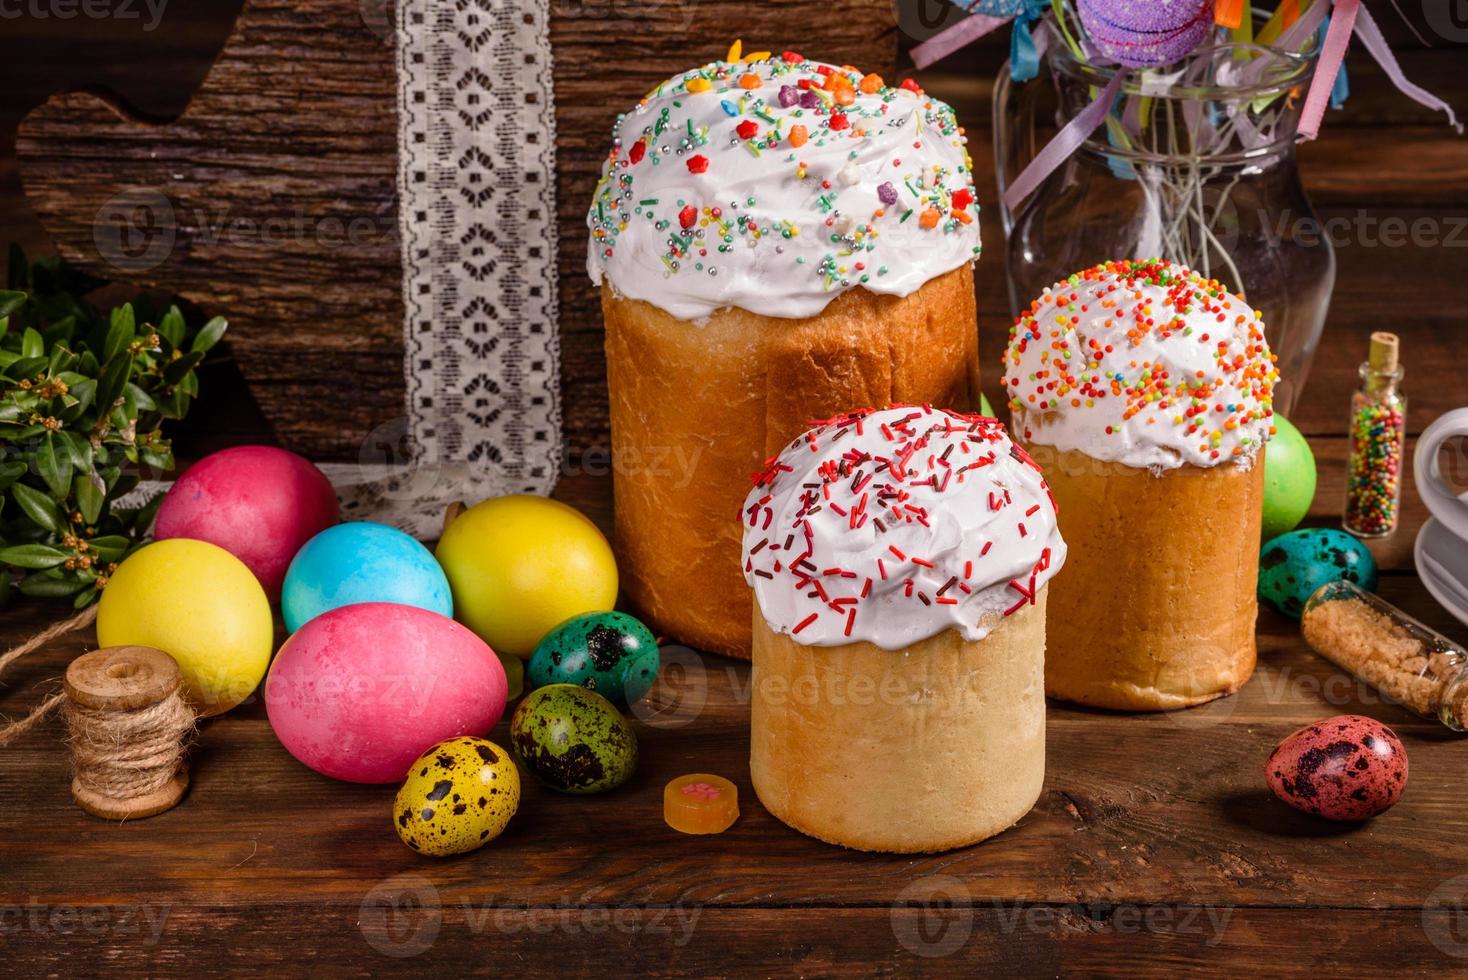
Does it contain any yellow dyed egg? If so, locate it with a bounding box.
[394,737,520,856]
[435,495,618,659]
[97,538,273,716]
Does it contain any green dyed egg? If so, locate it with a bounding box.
[394,737,520,857]
[1259,528,1378,619]
[509,684,638,794]
[1261,415,1317,539]
[528,611,659,706]
[979,391,995,417]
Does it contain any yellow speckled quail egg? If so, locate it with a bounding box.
[393,737,520,857]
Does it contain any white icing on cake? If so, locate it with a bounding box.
[741,405,1066,650]
[1002,259,1278,471]
[587,50,982,321]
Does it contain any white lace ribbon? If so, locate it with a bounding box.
[376,0,563,535]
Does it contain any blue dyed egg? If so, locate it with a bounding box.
[282,522,453,633]
[527,611,659,706]
[1258,528,1378,619]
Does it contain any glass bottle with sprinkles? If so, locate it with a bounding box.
[1343,332,1407,538]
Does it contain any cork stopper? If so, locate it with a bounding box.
[1367,332,1399,373]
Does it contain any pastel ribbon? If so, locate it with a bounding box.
[1003,71,1125,213]
[911,0,1049,80]
[1297,0,1358,139]
[1350,2,1461,133]
[1299,0,1461,140]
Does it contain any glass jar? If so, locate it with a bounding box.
[1302,580,1468,731]
[994,20,1335,416]
[1343,355,1407,537]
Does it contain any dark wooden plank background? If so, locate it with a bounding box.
[2,2,1467,976]
[11,2,1463,460]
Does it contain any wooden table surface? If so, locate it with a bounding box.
[2,450,1467,975]
[3,8,1468,978]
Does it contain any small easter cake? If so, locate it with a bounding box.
[742,405,1066,853]
[589,45,984,658]
[1001,258,1279,711]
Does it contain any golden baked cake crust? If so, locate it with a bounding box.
[604,266,978,657]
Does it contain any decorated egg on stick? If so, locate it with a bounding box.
[153,446,339,602]
[265,603,507,783]
[281,522,452,633]
[1077,0,1214,69]
[96,538,274,716]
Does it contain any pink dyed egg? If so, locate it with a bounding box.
[265,603,508,783]
[1077,0,1212,69]
[155,445,339,601]
[1265,715,1408,821]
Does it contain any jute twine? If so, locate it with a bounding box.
[64,693,197,802]
[0,604,96,684]
[0,604,101,747]
[0,612,197,818]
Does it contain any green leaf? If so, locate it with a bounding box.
[72,585,98,609]
[37,432,72,497]
[74,470,105,525]
[103,304,136,362]
[56,430,92,473]
[95,351,132,412]
[85,534,131,559]
[18,568,89,599]
[0,289,26,319]
[61,378,96,419]
[163,350,204,385]
[4,355,47,380]
[158,306,186,348]
[0,461,26,491]
[20,327,43,360]
[124,381,158,415]
[10,481,66,533]
[190,316,228,354]
[0,543,70,569]
[139,446,173,472]
[157,387,189,419]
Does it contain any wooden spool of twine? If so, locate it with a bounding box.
[0,644,196,819]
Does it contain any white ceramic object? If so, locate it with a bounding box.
[1413,408,1468,627]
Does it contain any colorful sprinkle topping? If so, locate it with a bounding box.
[741,405,1066,649]
[1000,259,1279,470]
[586,46,982,321]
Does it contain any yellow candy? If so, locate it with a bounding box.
[685,77,712,94]
[435,495,618,659]
[664,773,739,835]
[96,539,273,716]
